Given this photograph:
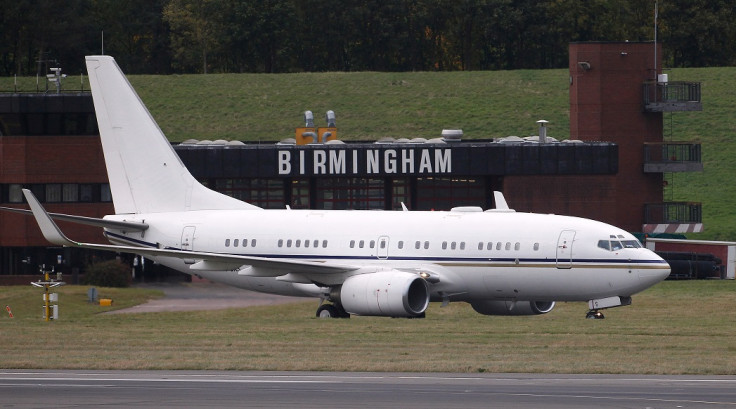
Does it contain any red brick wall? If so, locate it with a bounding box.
[0,135,112,246]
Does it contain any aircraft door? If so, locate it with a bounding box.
[556,230,575,269]
[181,226,196,251]
[377,236,389,259]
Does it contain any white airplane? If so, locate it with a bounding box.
[16,55,670,319]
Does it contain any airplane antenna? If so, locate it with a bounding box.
[101,30,104,55]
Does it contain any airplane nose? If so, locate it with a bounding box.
[638,257,671,284]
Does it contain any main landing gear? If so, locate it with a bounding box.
[316,303,350,318]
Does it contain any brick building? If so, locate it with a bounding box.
[0,42,703,278]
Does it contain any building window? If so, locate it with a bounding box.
[316,177,384,210]
[215,178,285,209]
[46,184,61,202]
[416,177,486,211]
[101,184,112,202]
[8,184,23,203]
[62,184,78,202]
[290,179,310,209]
[391,178,411,210]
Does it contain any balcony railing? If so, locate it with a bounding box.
[643,142,703,172]
[643,81,702,112]
[644,202,702,225]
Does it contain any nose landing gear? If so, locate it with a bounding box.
[586,310,605,319]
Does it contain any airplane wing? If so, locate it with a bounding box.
[21,189,358,276]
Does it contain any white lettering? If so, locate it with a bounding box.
[435,149,451,173]
[366,150,379,174]
[299,150,305,175]
[352,150,358,174]
[329,150,346,174]
[402,149,414,173]
[278,151,291,175]
[384,150,397,173]
[314,150,326,174]
[419,150,432,173]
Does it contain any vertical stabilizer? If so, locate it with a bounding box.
[85,56,259,214]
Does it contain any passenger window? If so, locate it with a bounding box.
[505,242,511,251]
[278,239,283,247]
[380,241,386,249]
[295,239,301,248]
[533,243,539,251]
[424,241,429,249]
[487,242,493,250]
[225,239,231,247]
[415,241,421,249]
[233,239,239,247]
[398,241,404,249]
[322,240,328,248]
[514,242,520,251]
[242,239,248,247]
[370,240,375,248]
[287,239,292,247]
[350,240,355,248]
[451,242,457,250]
[442,242,447,250]
[496,242,502,250]
[251,239,257,247]
[478,242,483,251]
[460,242,465,250]
[304,240,310,248]
[359,240,364,248]
[313,240,319,248]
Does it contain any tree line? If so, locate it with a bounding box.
[1,0,734,76]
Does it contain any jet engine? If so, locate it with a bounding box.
[470,300,555,316]
[338,271,430,317]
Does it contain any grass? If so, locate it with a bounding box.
[1,67,734,239]
[1,281,735,374]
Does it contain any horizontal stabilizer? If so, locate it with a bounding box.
[0,205,148,231]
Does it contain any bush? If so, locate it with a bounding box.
[83,259,131,288]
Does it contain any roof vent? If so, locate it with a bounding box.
[441,129,463,142]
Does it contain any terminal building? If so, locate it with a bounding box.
[0,42,704,280]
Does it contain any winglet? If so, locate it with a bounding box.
[22,189,78,246]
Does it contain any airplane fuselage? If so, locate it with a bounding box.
[104,208,669,306]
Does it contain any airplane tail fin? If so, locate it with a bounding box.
[85,56,260,214]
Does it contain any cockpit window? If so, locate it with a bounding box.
[622,240,642,248]
[599,237,643,251]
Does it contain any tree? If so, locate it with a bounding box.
[164,0,225,73]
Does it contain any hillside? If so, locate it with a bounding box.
[1,68,732,240]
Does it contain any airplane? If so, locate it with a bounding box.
[10,55,671,320]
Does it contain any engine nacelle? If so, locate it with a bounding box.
[470,300,555,316]
[339,271,429,317]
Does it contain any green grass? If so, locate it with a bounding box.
[1,68,733,239]
[1,281,735,374]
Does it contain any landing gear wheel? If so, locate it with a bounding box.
[586,310,605,319]
[316,304,351,319]
[316,304,338,318]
